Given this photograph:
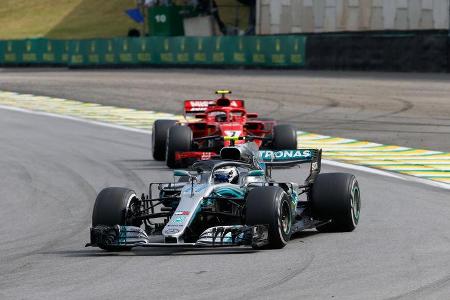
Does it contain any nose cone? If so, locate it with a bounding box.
[220,124,244,137]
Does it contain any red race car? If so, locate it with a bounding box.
[152,90,297,168]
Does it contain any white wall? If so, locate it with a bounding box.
[256,0,450,34]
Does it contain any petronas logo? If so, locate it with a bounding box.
[181,38,185,51]
[256,39,261,52]
[7,41,12,52]
[91,41,96,53]
[141,41,146,51]
[65,42,69,51]
[198,38,203,51]
[239,38,243,51]
[26,41,32,52]
[75,42,80,53]
[47,42,52,52]
[294,40,298,52]
[108,41,113,52]
[123,40,128,51]
[276,39,281,52]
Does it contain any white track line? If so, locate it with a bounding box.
[1,104,449,191]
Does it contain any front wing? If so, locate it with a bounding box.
[174,151,217,168]
[86,224,269,249]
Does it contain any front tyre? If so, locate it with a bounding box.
[246,186,292,249]
[166,125,193,168]
[92,187,139,251]
[152,119,177,161]
[272,124,297,150]
[311,173,361,232]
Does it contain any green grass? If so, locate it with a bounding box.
[0,0,138,39]
[0,0,248,40]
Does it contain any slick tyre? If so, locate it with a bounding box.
[152,120,177,161]
[246,186,292,249]
[272,124,297,150]
[92,187,138,251]
[311,173,361,232]
[166,125,193,168]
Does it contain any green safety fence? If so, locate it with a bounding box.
[0,36,306,67]
[0,38,71,65]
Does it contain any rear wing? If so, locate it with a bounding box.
[184,99,245,114]
[259,149,322,184]
[184,100,215,114]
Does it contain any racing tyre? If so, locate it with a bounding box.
[246,186,292,249]
[272,124,297,150]
[311,173,361,232]
[166,125,193,168]
[152,119,177,161]
[92,187,139,251]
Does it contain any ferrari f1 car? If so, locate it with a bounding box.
[151,90,297,168]
[87,140,361,250]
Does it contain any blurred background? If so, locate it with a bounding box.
[1,0,448,39]
[1,0,450,72]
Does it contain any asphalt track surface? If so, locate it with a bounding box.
[0,69,449,152]
[0,69,450,299]
[1,106,450,300]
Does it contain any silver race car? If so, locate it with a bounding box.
[87,139,361,250]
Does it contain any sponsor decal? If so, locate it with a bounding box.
[164,228,180,234]
[224,130,241,137]
[184,100,244,112]
[186,100,214,107]
[167,224,184,227]
[174,216,186,223]
[174,211,190,216]
[259,150,312,161]
[183,184,208,194]
[184,100,214,112]
[201,152,213,160]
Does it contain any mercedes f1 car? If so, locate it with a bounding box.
[87,140,361,250]
[151,90,297,168]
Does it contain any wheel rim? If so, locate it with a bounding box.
[280,200,291,234]
[350,185,361,225]
[125,193,138,226]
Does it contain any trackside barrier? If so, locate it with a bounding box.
[0,39,71,65]
[305,31,449,72]
[0,36,306,67]
[1,32,448,72]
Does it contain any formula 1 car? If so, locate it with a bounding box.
[87,139,361,250]
[151,90,297,168]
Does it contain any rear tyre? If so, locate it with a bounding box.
[246,186,292,249]
[311,173,361,232]
[92,187,138,251]
[272,124,297,150]
[152,119,177,161]
[166,125,193,168]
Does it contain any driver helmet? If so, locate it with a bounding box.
[215,112,227,122]
[214,166,239,184]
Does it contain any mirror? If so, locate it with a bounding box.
[248,170,265,177]
[247,113,258,118]
[174,170,190,177]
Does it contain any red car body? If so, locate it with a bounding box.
[175,93,276,166]
[152,91,297,168]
